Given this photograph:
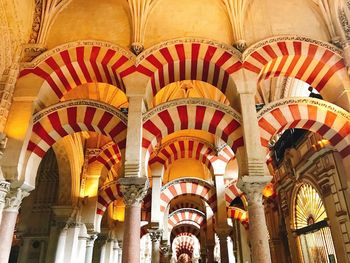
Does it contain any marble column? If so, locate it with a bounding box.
[0,180,10,225]
[117,241,122,263]
[55,226,68,263]
[206,243,215,263]
[0,188,29,263]
[77,224,89,263]
[85,234,97,263]
[119,177,149,263]
[113,240,120,263]
[149,229,163,263]
[216,230,230,263]
[238,175,272,263]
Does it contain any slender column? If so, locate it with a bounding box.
[104,240,114,263]
[55,226,68,263]
[149,229,163,263]
[206,243,215,263]
[0,188,29,263]
[77,224,89,263]
[119,177,148,263]
[150,164,164,224]
[117,241,122,263]
[216,229,230,263]
[238,176,272,263]
[85,234,97,263]
[113,240,120,263]
[0,180,10,225]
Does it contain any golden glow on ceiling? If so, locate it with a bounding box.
[152,80,230,108]
[295,184,327,229]
[62,82,128,109]
[163,159,211,184]
[162,130,215,145]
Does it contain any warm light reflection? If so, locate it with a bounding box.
[317,139,329,147]
[263,183,275,198]
[111,198,125,222]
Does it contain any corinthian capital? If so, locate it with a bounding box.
[237,175,272,205]
[118,177,149,206]
[0,180,10,202]
[4,188,30,212]
[148,229,163,242]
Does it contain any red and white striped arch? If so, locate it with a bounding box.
[95,181,122,230]
[19,41,135,109]
[149,138,234,173]
[160,178,217,213]
[22,100,127,187]
[228,207,249,228]
[143,98,243,166]
[88,142,122,174]
[168,208,205,229]
[137,39,242,103]
[258,98,350,159]
[173,235,195,258]
[243,36,347,103]
[225,181,243,207]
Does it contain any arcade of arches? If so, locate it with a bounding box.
[1,1,350,263]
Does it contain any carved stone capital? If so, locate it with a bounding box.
[215,227,231,241]
[234,40,247,52]
[118,177,149,206]
[4,188,30,212]
[148,229,163,243]
[86,234,98,247]
[160,244,170,255]
[237,175,272,205]
[0,180,10,203]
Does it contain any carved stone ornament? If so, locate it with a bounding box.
[4,188,30,212]
[148,229,163,242]
[160,244,170,255]
[118,177,149,206]
[237,175,272,205]
[0,180,10,202]
[131,42,144,55]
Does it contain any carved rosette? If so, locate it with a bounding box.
[237,175,272,206]
[4,188,30,212]
[118,177,149,206]
[148,229,163,243]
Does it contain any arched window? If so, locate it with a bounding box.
[294,183,337,263]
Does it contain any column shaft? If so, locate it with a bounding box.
[238,176,272,263]
[0,181,10,225]
[55,227,68,263]
[218,235,229,263]
[0,210,18,263]
[0,188,28,263]
[85,235,97,263]
[122,204,141,263]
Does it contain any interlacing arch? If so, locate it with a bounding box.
[258,97,350,159]
[19,41,135,109]
[149,137,235,174]
[21,100,127,187]
[136,38,242,105]
[173,235,195,258]
[95,180,122,230]
[168,208,205,229]
[225,180,243,207]
[227,207,249,228]
[88,141,122,174]
[243,36,348,105]
[142,98,243,167]
[160,178,217,213]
